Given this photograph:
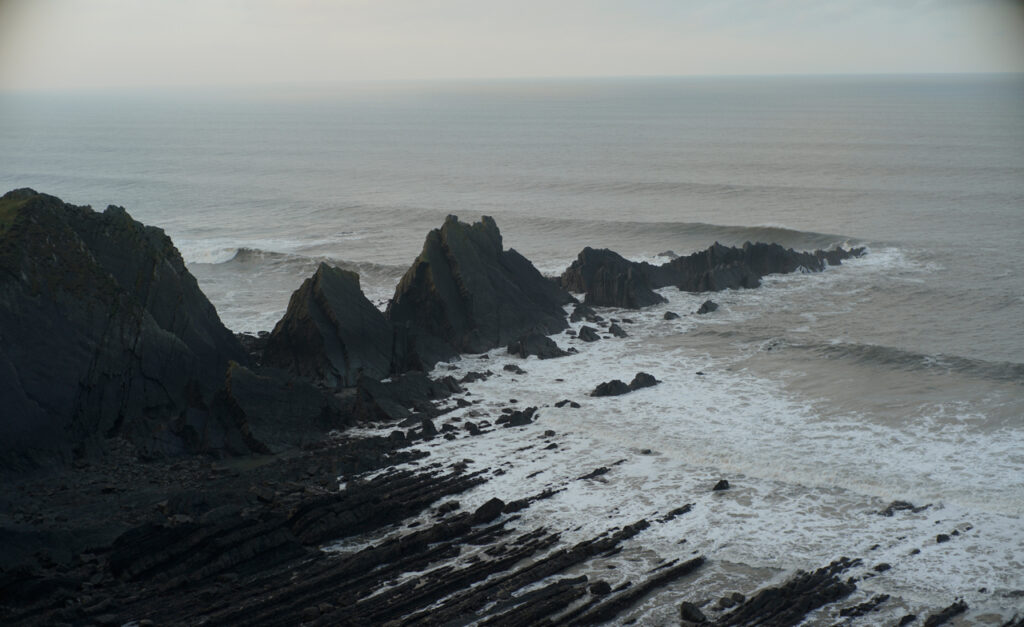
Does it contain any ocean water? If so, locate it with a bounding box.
[2,75,1023,623]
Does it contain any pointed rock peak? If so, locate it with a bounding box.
[437,214,503,254]
[313,261,361,288]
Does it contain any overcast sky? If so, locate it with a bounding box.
[1,0,1022,90]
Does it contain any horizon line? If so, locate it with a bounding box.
[2,71,1022,96]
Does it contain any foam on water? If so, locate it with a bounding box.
[343,276,1023,623]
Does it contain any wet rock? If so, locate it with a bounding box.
[570,303,601,323]
[507,334,568,359]
[628,372,659,391]
[923,600,968,626]
[472,498,506,524]
[497,407,537,428]
[503,364,527,374]
[680,600,707,623]
[302,606,320,622]
[663,311,681,320]
[696,300,719,314]
[713,479,730,491]
[874,563,891,572]
[463,422,481,436]
[420,418,438,438]
[554,400,579,408]
[590,580,612,595]
[577,326,601,342]
[387,215,572,366]
[880,500,931,516]
[590,379,630,397]
[459,370,493,384]
[608,322,628,338]
[936,533,951,543]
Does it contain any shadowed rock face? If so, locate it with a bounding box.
[387,215,573,366]
[562,241,865,308]
[559,248,666,308]
[263,263,417,388]
[0,189,249,470]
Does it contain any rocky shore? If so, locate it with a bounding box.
[1,189,1016,626]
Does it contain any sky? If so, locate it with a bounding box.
[0,0,1022,91]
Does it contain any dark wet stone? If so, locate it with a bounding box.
[663,311,681,320]
[713,479,730,491]
[471,498,506,524]
[696,300,719,314]
[628,372,659,391]
[936,534,951,543]
[591,380,630,397]
[590,580,612,596]
[608,323,628,338]
[507,334,568,359]
[578,326,601,342]
[680,601,707,623]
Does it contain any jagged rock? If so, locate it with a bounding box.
[560,248,666,308]
[503,364,527,374]
[713,479,730,491]
[590,380,630,397]
[507,334,568,359]
[0,189,249,470]
[420,418,438,438]
[923,600,968,626]
[608,323,628,338]
[387,215,572,366]
[263,263,417,389]
[936,533,951,543]
[561,241,864,307]
[577,326,601,342]
[696,300,719,314]
[879,500,930,516]
[590,581,612,595]
[628,372,659,391]
[459,370,493,384]
[663,311,680,320]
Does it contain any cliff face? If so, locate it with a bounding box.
[386,215,573,366]
[0,189,249,470]
[263,263,417,388]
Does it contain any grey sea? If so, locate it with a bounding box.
[3,75,1023,623]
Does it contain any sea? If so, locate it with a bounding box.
[2,74,1023,624]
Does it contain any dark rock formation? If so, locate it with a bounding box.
[387,215,573,366]
[352,372,460,422]
[569,302,601,323]
[211,363,350,453]
[497,407,537,428]
[923,600,968,626]
[577,326,601,342]
[608,322,628,338]
[629,372,659,390]
[591,380,631,397]
[263,263,417,388]
[713,479,731,491]
[0,189,249,470]
[696,299,719,314]
[560,241,864,308]
[560,247,666,308]
[680,601,707,623]
[664,311,681,320]
[507,334,568,359]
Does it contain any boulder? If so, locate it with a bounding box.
[0,189,249,470]
[608,322,628,338]
[264,263,417,388]
[628,372,659,391]
[577,326,601,342]
[713,479,730,491]
[663,311,681,320]
[569,302,601,323]
[497,407,536,427]
[560,247,666,308]
[590,380,631,397]
[696,300,719,315]
[507,334,568,359]
[387,215,573,367]
[680,601,707,623]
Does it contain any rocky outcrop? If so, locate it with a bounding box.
[387,216,573,366]
[0,189,249,470]
[263,263,417,388]
[560,241,864,308]
[560,247,665,308]
[696,300,719,314]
